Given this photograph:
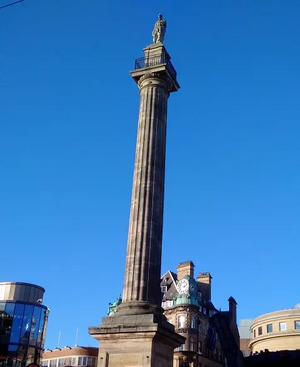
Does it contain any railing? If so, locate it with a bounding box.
[134,54,177,80]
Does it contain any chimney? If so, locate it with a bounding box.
[197,273,212,301]
[228,296,240,347]
[177,261,195,280]
[228,296,237,324]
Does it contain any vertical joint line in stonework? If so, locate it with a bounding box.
[139,84,153,301]
[146,85,160,304]
[133,85,149,301]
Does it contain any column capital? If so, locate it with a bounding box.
[138,72,173,93]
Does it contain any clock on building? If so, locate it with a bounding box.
[177,278,189,294]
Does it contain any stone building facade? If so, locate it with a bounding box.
[160,261,240,367]
[249,304,300,353]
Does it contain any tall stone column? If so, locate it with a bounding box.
[89,41,184,367]
[121,71,171,312]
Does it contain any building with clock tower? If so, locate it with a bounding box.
[160,261,241,367]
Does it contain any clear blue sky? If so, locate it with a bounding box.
[1,0,300,349]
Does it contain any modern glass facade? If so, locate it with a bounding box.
[0,283,49,367]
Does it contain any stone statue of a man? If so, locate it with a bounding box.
[152,14,167,44]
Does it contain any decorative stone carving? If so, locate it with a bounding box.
[152,14,167,44]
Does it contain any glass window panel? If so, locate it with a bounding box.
[10,303,25,344]
[16,344,28,365]
[191,317,196,329]
[279,322,287,331]
[26,347,36,366]
[20,305,34,345]
[0,304,5,312]
[42,361,49,367]
[266,324,273,333]
[37,309,46,347]
[50,360,57,367]
[58,359,66,366]
[30,306,41,346]
[178,315,185,328]
[0,303,15,346]
[295,321,300,329]
[7,343,19,366]
[0,309,6,336]
[198,320,202,333]
[41,309,49,349]
[69,357,76,366]
[258,326,262,335]
[87,358,95,367]
[5,303,15,316]
[198,340,202,353]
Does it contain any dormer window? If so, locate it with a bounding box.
[161,285,167,293]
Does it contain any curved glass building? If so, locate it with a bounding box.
[0,282,49,367]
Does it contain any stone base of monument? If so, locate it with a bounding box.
[89,312,185,367]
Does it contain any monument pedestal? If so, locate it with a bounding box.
[90,313,184,367]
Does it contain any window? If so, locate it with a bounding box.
[191,316,196,329]
[198,341,202,353]
[166,300,173,307]
[295,321,300,330]
[198,320,202,333]
[78,357,87,366]
[50,360,57,367]
[178,315,185,328]
[161,286,167,293]
[258,326,262,335]
[198,292,202,300]
[203,307,207,315]
[209,310,214,317]
[178,343,185,351]
[205,323,209,335]
[58,359,66,367]
[190,337,196,351]
[279,322,287,331]
[253,329,256,338]
[199,305,202,312]
[87,358,95,367]
[267,324,273,333]
[69,358,76,366]
[42,361,49,367]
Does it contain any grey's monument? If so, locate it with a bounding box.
[89,15,184,367]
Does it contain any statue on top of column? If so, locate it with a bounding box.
[152,14,167,44]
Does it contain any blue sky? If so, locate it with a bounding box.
[1,0,300,349]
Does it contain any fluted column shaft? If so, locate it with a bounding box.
[122,73,171,308]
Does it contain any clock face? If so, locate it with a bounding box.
[177,279,189,294]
